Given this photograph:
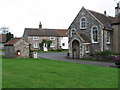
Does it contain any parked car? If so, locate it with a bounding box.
[114,55,120,65]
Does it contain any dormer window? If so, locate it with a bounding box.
[71,28,76,37]
[91,26,98,43]
[80,17,87,29]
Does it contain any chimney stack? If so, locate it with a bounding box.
[104,11,107,16]
[115,1,120,16]
[39,22,42,29]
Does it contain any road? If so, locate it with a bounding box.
[37,52,118,68]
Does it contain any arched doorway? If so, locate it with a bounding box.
[72,40,80,59]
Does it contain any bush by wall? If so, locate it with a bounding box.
[89,50,116,62]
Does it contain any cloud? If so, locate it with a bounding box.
[0,0,116,37]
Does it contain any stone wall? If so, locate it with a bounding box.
[4,46,15,58]
[14,39,29,58]
[28,36,61,50]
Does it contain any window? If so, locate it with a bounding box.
[33,43,39,48]
[71,28,76,37]
[86,45,89,53]
[91,26,98,43]
[80,17,87,29]
[62,43,65,46]
[33,36,39,40]
[50,43,55,47]
[106,31,110,44]
[50,37,55,40]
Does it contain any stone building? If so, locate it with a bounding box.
[111,2,120,54]
[4,38,29,58]
[23,23,68,51]
[0,34,7,49]
[68,2,120,59]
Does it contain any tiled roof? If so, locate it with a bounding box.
[56,30,68,37]
[88,9,114,30]
[0,34,7,43]
[4,38,21,46]
[24,28,68,37]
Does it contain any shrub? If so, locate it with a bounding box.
[55,48,62,52]
[89,50,117,62]
[96,50,116,56]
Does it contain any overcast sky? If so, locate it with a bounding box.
[0,0,118,37]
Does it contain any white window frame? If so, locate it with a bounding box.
[91,26,98,43]
[50,37,55,40]
[80,17,87,29]
[33,43,39,48]
[71,28,76,37]
[33,36,39,40]
[85,45,90,53]
[106,31,110,44]
[50,43,55,47]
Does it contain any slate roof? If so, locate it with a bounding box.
[24,28,68,37]
[4,38,21,46]
[0,34,7,43]
[77,31,91,43]
[88,9,114,30]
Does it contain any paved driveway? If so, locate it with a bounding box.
[38,52,118,68]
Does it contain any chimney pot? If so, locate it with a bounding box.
[39,22,42,29]
[104,11,106,16]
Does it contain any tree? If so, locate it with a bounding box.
[0,27,9,34]
[39,39,52,51]
[6,32,14,42]
[0,26,14,41]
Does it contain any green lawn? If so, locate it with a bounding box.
[2,57,118,88]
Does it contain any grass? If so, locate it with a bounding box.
[36,50,68,53]
[0,50,4,52]
[2,57,118,88]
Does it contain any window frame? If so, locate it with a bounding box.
[33,36,39,40]
[50,43,55,47]
[50,36,55,40]
[33,43,39,48]
[85,45,90,53]
[91,26,98,43]
[71,28,76,37]
[106,31,110,44]
[80,17,87,29]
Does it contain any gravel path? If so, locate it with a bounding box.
[37,52,118,68]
